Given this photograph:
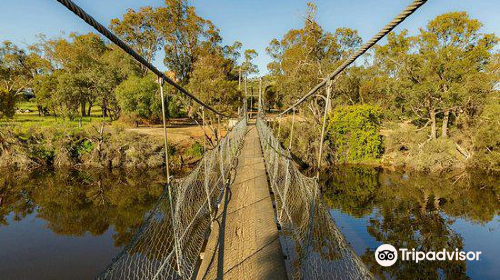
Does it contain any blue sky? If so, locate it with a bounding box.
[1,0,498,75]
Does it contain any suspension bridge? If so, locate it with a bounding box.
[53,0,428,279]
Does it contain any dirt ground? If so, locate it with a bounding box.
[127,119,227,148]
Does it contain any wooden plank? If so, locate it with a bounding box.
[196,122,288,280]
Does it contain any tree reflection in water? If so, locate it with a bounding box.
[321,166,499,280]
[0,169,164,247]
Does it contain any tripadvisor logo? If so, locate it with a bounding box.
[375,244,398,267]
[374,244,482,267]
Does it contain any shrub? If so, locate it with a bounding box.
[0,88,16,118]
[327,104,383,163]
[115,75,161,122]
[470,94,500,172]
[187,142,204,158]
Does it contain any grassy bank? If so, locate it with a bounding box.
[273,100,499,174]
[1,102,207,171]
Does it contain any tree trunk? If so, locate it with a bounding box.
[87,101,92,116]
[102,98,108,117]
[442,109,450,138]
[81,101,87,117]
[430,109,437,139]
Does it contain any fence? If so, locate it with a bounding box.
[256,117,374,280]
[96,117,247,280]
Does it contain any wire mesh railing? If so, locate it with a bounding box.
[96,117,247,280]
[256,117,374,280]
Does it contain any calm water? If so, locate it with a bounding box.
[0,170,165,280]
[321,166,500,280]
[1,167,498,279]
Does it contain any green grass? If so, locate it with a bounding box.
[1,100,108,130]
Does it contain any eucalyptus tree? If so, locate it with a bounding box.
[266,3,361,119]
[110,6,163,76]
[376,12,497,139]
[0,41,47,117]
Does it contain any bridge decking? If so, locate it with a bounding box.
[196,121,287,280]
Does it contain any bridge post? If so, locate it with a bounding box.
[316,80,332,179]
[277,116,282,139]
[202,108,214,221]
[288,108,296,151]
[158,77,183,276]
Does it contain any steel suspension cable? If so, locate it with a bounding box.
[279,0,428,116]
[55,0,231,118]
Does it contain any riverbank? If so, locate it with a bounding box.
[274,114,498,174]
[0,120,208,171]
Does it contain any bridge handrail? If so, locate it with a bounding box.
[96,116,247,280]
[256,117,374,280]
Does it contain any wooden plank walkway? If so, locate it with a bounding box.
[196,121,288,280]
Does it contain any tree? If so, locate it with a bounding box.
[266,3,361,117]
[94,46,141,120]
[187,53,241,114]
[114,74,162,124]
[187,38,243,115]
[327,104,383,163]
[376,12,497,139]
[241,49,259,78]
[156,0,218,83]
[32,73,58,116]
[110,6,163,75]
[0,41,44,117]
[30,33,134,120]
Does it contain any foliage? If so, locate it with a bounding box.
[375,12,497,139]
[187,44,242,114]
[0,122,185,171]
[0,87,16,118]
[241,49,259,77]
[110,6,162,70]
[470,94,500,172]
[381,122,466,172]
[265,8,498,172]
[327,105,383,163]
[114,74,161,122]
[186,141,204,158]
[266,3,361,110]
[274,117,323,167]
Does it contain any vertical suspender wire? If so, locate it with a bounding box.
[280,109,295,221]
[219,115,226,191]
[277,116,282,139]
[202,108,214,221]
[316,80,332,180]
[288,108,296,151]
[217,115,221,143]
[158,77,183,277]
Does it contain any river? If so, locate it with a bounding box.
[321,166,499,280]
[0,167,498,279]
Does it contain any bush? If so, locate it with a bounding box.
[187,142,204,158]
[115,75,161,122]
[382,122,467,172]
[327,104,383,163]
[470,94,500,172]
[274,117,323,168]
[0,88,16,118]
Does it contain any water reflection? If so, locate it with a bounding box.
[0,169,165,279]
[321,166,500,280]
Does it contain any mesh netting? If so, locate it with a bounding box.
[256,118,374,280]
[96,118,247,280]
